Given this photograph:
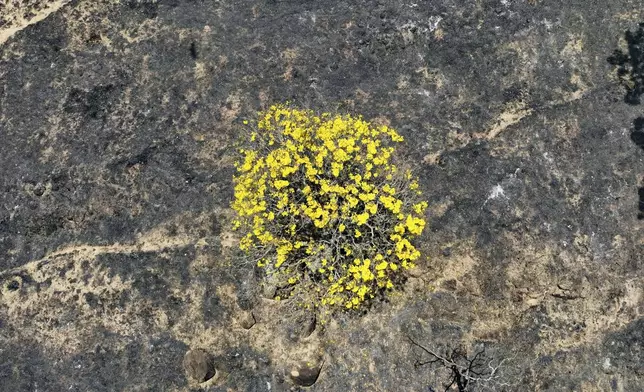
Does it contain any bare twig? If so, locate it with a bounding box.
[408,336,514,392]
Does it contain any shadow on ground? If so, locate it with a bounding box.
[608,22,644,219]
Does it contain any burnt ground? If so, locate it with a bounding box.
[1,0,643,391]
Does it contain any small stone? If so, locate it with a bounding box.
[183,349,216,383]
[262,284,277,299]
[289,361,322,387]
[239,311,256,329]
[33,183,45,197]
[557,281,574,291]
[602,357,614,374]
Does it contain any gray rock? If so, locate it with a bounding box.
[262,284,277,299]
[182,348,216,383]
[289,360,323,387]
[239,311,256,329]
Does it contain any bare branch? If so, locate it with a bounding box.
[408,336,514,392]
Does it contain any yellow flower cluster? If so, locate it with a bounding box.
[232,104,428,311]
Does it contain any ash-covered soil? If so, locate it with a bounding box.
[1,1,643,391]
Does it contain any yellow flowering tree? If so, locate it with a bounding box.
[231,104,428,311]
